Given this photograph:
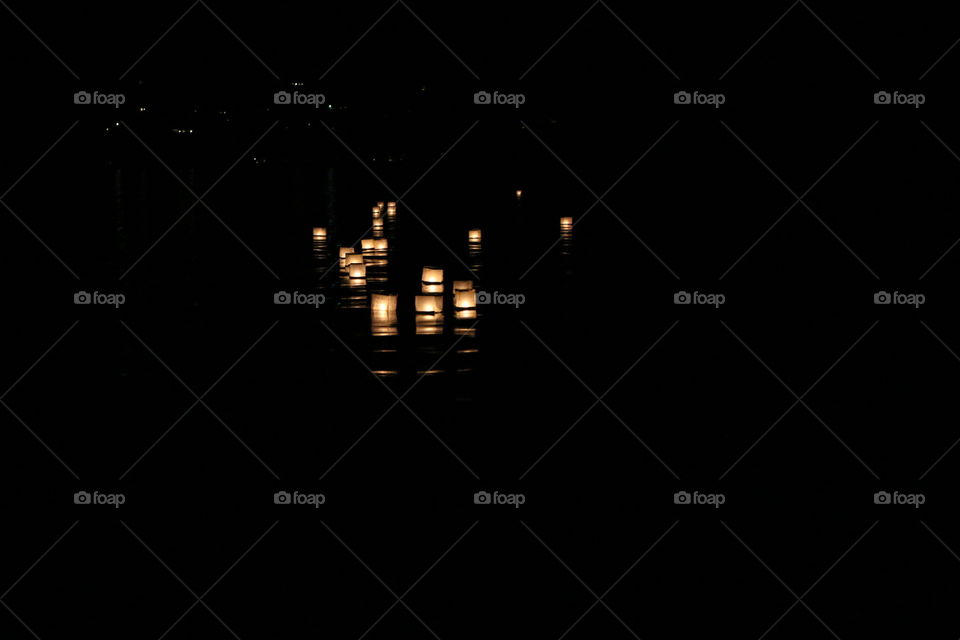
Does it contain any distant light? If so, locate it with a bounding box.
[468,229,481,243]
[516,189,523,199]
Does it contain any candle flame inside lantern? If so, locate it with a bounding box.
[349,263,367,279]
[415,295,443,314]
[421,267,443,284]
[371,293,398,313]
[468,229,482,243]
[374,238,388,251]
[361,238,376,251]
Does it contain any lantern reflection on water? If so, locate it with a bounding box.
[452,280,473,291]
[415,295,443,314]
[415,313,443,335]
[455,309,477,320]
[349,263,367,279]
[468,229,481,243]
[313,227,327,239]
[453,289,477,309]
[422,283,443,294]
[421,267,443,284]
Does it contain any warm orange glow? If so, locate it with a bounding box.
[455,309,477,320]
[422,283,443,294]
[468,229,482,243]
[313,227,327,238]
[415,295,443,314]
[516,189,523,199]
[560,216,573,230]
[344,253,364,267]
[415,314,443,335]
[422,267,443,284]
[374,238,388,251]
[361,238,376,251]
[371,293,398,313]
[452,280,473,291]
[339,246,355,258]
[349,263,367,279]
[372,206,382,218]
[453,290,477,309]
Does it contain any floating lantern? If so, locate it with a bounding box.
[560,216,573,230]
[516,189,523,199]
[386,204,397,217]
[452,280,473,291]
[422,267,443,284]
[453,289,477,309]
[339,246,355,258]
[371,293,398,313]
[374,238,388,251]
[313,227,327,238]
[361,238,376,251]
[415,295,443,314]
[349,263,367,279]
[376,201,385,209]
[468,229,482,243]
[386,201,396,208]
[372,206,382,219]
[344,253,364,268]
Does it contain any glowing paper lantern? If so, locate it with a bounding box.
[344,253,364,267]
[361,238,376,251]
[377,202,385,209]
[386,201,396,208]
[339,246,355,258]
[560,217,573,230]
[313,227,327,238]
[422,267,443,284]
[372,206,382,218]
[374,238,388,251]
[371,293,398,313]
[468,229,482,243]
[453,289,477,309]
[415,295,443,314]
[452,280,473,291]
[516,189,523,199]
[349,263,367,279]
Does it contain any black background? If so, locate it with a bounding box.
[2,0,960,637]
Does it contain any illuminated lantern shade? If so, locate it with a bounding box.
[349,263,367,279]
[452,280,473,291]
[372,218,384,229]
[371,293,398,313]
[344,253,364,267]
[339,246,355,258]
[361,238,376,251]
[516,189,523,199]
[386,201,396,208]
[313,227,327,238]
[374,238,388,251]
[468,229,482,243]
[377,202,385,209]
[386,204,397,217]
[415,295,443,314]
[372,206,382,218]
[421,267,443,284]
[422,283,443,294]
[453,289,477,309]
[560,216,573,230]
